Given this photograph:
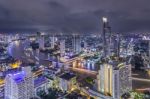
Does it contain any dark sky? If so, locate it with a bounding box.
[0,0,150,34]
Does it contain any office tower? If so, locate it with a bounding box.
[148,40,150,60]
[60,39,65,56]
[50,35,57,48]
[102,17,112,57]
[22,67,34,98]
[37,32,45,49]
[65,36,73,52]
[39,35,45,49]
[83,40,87,48]
[73,35,81,54]
[4,67,34,99]
[116,34,120,57]
[97,60,132,99]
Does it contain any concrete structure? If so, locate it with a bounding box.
[60,39,66,56]
[50,36,57,48]
[73,35,81,54]
[37,32,45,49]
[102,17,112,57]
[4,66,34,99]
[59,73,76,92]
[38,35,45,49]
[34,76,49,96]
[97,60,132,99]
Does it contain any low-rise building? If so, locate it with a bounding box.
[58,73,77,92]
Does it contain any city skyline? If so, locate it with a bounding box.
[0,0,150,99]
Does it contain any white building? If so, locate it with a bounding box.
[97,60,132,99]
[4,67,34,99]
[58,73,76,92]
[50,36,57,48]
[38,35,45,49]
[60,40,66,56]
[34,76,50,96]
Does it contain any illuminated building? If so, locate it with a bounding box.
[86,60,95,70]
[73,35,81,54]
[52,61,63,68]
[72,58,96,70]
[50,36,57,48]
[84,40,87,48]
[4,66,34,99]
[0,79,4,99]
[58,73,76,92]
[60,39,65,56]
[65,36,73,52]
[39,35,45,49]
[102,17,112,57]
[34,76,49,97]
[97,60,132,99]
[9,61,21,69]
[37,32,45,49]
[147,69,150,76]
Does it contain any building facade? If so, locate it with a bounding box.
[4,67,34,99]
[97,61,132,99]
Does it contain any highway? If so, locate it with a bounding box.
[69,67,97,76]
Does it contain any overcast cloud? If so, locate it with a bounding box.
[0,0,150,34]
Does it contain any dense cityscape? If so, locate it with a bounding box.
[0,0,150,99]
[0,17,149,99]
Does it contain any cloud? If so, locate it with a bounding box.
[0,0,149,34]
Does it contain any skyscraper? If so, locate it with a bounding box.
[97,60,132,99]
[60,39,65,56]
[4,67,34,99]
[73,35,81,54]
[38,35,45,49]
[50,35,57,48]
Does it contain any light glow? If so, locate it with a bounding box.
[102,17,108,23]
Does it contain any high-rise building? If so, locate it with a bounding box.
[60,39,65,56]
[4,66,34,99]
[37,32,45,49]
[102,17,112,57]
[50,36,57,48]
[97,60,132,99]
[38,35,45,49]
[73,35,81,54]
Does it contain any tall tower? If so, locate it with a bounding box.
[60,39,66,56]
[148,40,150,61]
[22,66,34,99]
[102,17,112,57]
[37,32,45,49]
[50,35,56,48]
[116,34,120,57]
[4,66,34,99]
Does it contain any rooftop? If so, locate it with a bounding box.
[59,73,76,80]
[34,76,47,87]
[3,68,22,77]
[7,71,26,83]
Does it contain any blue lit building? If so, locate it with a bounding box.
[4,67,34,99]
